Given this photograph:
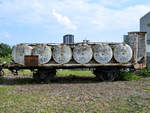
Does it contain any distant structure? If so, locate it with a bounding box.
[63,34,74,44]
[123,35,128,42]
[83,40,89,44]
[140,12,150,53]
[140,12,150,66]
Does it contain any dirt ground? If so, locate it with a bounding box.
[0,74,150,113]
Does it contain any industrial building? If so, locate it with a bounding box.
[140,12,150,66]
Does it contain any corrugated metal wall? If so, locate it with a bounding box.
[140,12,150,67]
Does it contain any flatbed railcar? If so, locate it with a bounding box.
[0,32,147,81]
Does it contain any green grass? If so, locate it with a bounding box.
[2,68,150,82]
[3,69,33,76]
[2,69,145,82]
[57,70,94,77]
[0,71,150,113]
[0,86,16,93]
[0,86,42,113]
[2,69,10,73]
[18,69,33,76]
[144,88,150,92]
[0,85,150,113]
[112,94,150,113]
[3,69,94,77]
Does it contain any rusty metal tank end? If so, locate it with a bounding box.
[53,45,72,64]
[12,44,32,65]
[93,43,113,64]
[73,44,93,64]
[32,45,52,65]
[114,44,133,63]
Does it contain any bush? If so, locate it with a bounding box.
[139,68,150,77]
[0,43,12,57]
[116,71,141,81]
[0,54,12,63]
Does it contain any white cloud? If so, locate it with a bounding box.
[0,0,149,30]
[52,9,76,30]
[0,0,150,43]
[91,5,150,31]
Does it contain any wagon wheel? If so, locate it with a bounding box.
[94,70,118,81]
[33,71,41,82]
[0,70,4,77]
[33,69,56,83]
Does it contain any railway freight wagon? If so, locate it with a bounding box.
[0,32,147,81]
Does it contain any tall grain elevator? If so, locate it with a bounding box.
[140,12,150,66]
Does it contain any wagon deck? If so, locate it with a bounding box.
[0,32,147,81]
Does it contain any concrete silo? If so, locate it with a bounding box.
[140,12,150,66]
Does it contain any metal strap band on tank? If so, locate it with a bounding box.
[133,36,137,64]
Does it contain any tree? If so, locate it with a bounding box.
[0,43,12,57]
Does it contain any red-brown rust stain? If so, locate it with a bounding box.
[82,42,84,46]
[128,32,147,35]
[60,43,64,46]
[24,56,38,66]
[60,44,65,58]
[134,63,146,69]
[133,37,137,64]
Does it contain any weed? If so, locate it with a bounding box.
[144,88,150,92]
[139,68,150,77]
[116,71,141,81]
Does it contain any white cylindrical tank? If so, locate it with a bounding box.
[73,44,93,64]
[93,43,113,64]
[32,45,52,64]
[12,44,32,65]
[114,44,133,63]
[53,45,72,64]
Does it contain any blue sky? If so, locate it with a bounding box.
[0,0,150,45]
